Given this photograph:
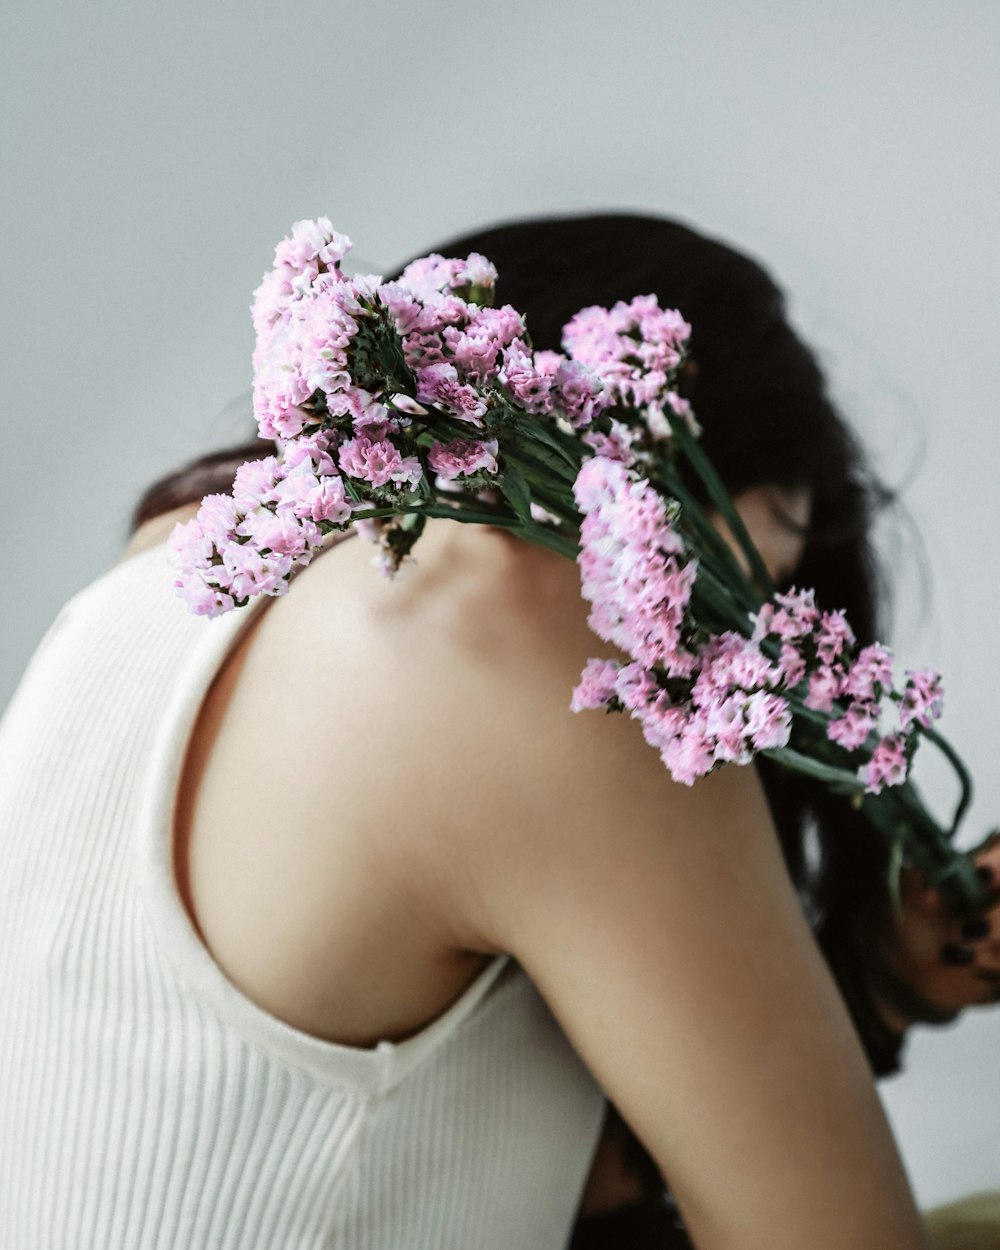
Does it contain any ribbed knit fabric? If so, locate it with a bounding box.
[0,543,606,1249]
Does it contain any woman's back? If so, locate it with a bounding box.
[174,512,532,1046]
[0,520,608,1249]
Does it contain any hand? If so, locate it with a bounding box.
[874,834,1000,1027]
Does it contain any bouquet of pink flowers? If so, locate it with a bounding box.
[169,218,982,914]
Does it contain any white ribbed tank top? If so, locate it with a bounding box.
[0,542,606,1249]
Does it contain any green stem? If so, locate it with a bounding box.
[764,746,865,793]
[656,459,762,610]
[350,502,519,527]
[666,417,776,596]
[920,725,974,837]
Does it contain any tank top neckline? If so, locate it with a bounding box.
[121,538,510,1099]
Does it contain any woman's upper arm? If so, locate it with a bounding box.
[422,612,926,1250]
[277,524,924,1248]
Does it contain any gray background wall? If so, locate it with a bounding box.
[3,0,998,1210]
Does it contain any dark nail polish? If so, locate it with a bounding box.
[941,942,975,966]
[961,917,990,941]
[976,865,994,885]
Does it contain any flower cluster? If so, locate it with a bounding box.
[168,439,355,616]
[750,593,944,792]
[171,218,691,610]
[383,252,613,431]
[251,220,362,441]
[170,216,950,813]
[570,455,944,793]
[563,296,699,442]
[571,455,792,786]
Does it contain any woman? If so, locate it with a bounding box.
[1,212,996,1249]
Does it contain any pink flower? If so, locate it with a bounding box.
[195,494,240,546]
[582,420,638,466]
[777,643,807,689]
[744,691,792,751]
[551,358,607,429]
[843,643,893,702]
[271,468,318,517]
[237,508,320,560]
[168,517,215,571]
[173,572,236,618]
[804,664,845,713]
[659,720,714,786]
[571,658,622,711]
[529,502,562,525]
[377,281,423,335]
[861,734,909,794]
[251,265,364,441]
[815,610,855,665]
[499,341,555,415]
[339,433,422,490]
[633,694,689,752]
[573,456,697,677]
[470,304,525,347]
[233,456,284,510]
[899,668,945,732]
[614,662,660,713]
[251,218,353,338]
[401,331,447,371]
[273,217,352,275]
[428,437,499,483]
[441,326,501,384]
[562,295,691,412]
[415,362,487,424]
[458,252,498,288]
[765,588,820,643]
[305,475,355,524]
[827,701,879,751]
[415,295,469,333]
[573,454,626,512]
[694,632,776,699]
[325,385,383,424]
[398,253,467,300]
[281,431,337,477]
[704,695,754,765]
[221,544,295,600]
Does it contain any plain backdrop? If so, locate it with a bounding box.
[2,0,998,1212]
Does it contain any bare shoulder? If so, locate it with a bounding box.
[234,511,625,946]
[282,515,588,645]
[254,515,601,729]
[173,512,613,1045]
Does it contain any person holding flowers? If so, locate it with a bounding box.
[1,211,998,1249]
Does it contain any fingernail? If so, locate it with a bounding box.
[976,865,994,885]
[961,917,990,941]
[941,942,975,965]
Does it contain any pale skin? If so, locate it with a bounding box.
[120,486,1000,1247]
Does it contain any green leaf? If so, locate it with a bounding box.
[509,523,580,560]
[518,418,582,472]
[499,464,532,522]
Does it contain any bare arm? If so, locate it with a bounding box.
[248,518,925,1247]
[402,536,927,1250]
